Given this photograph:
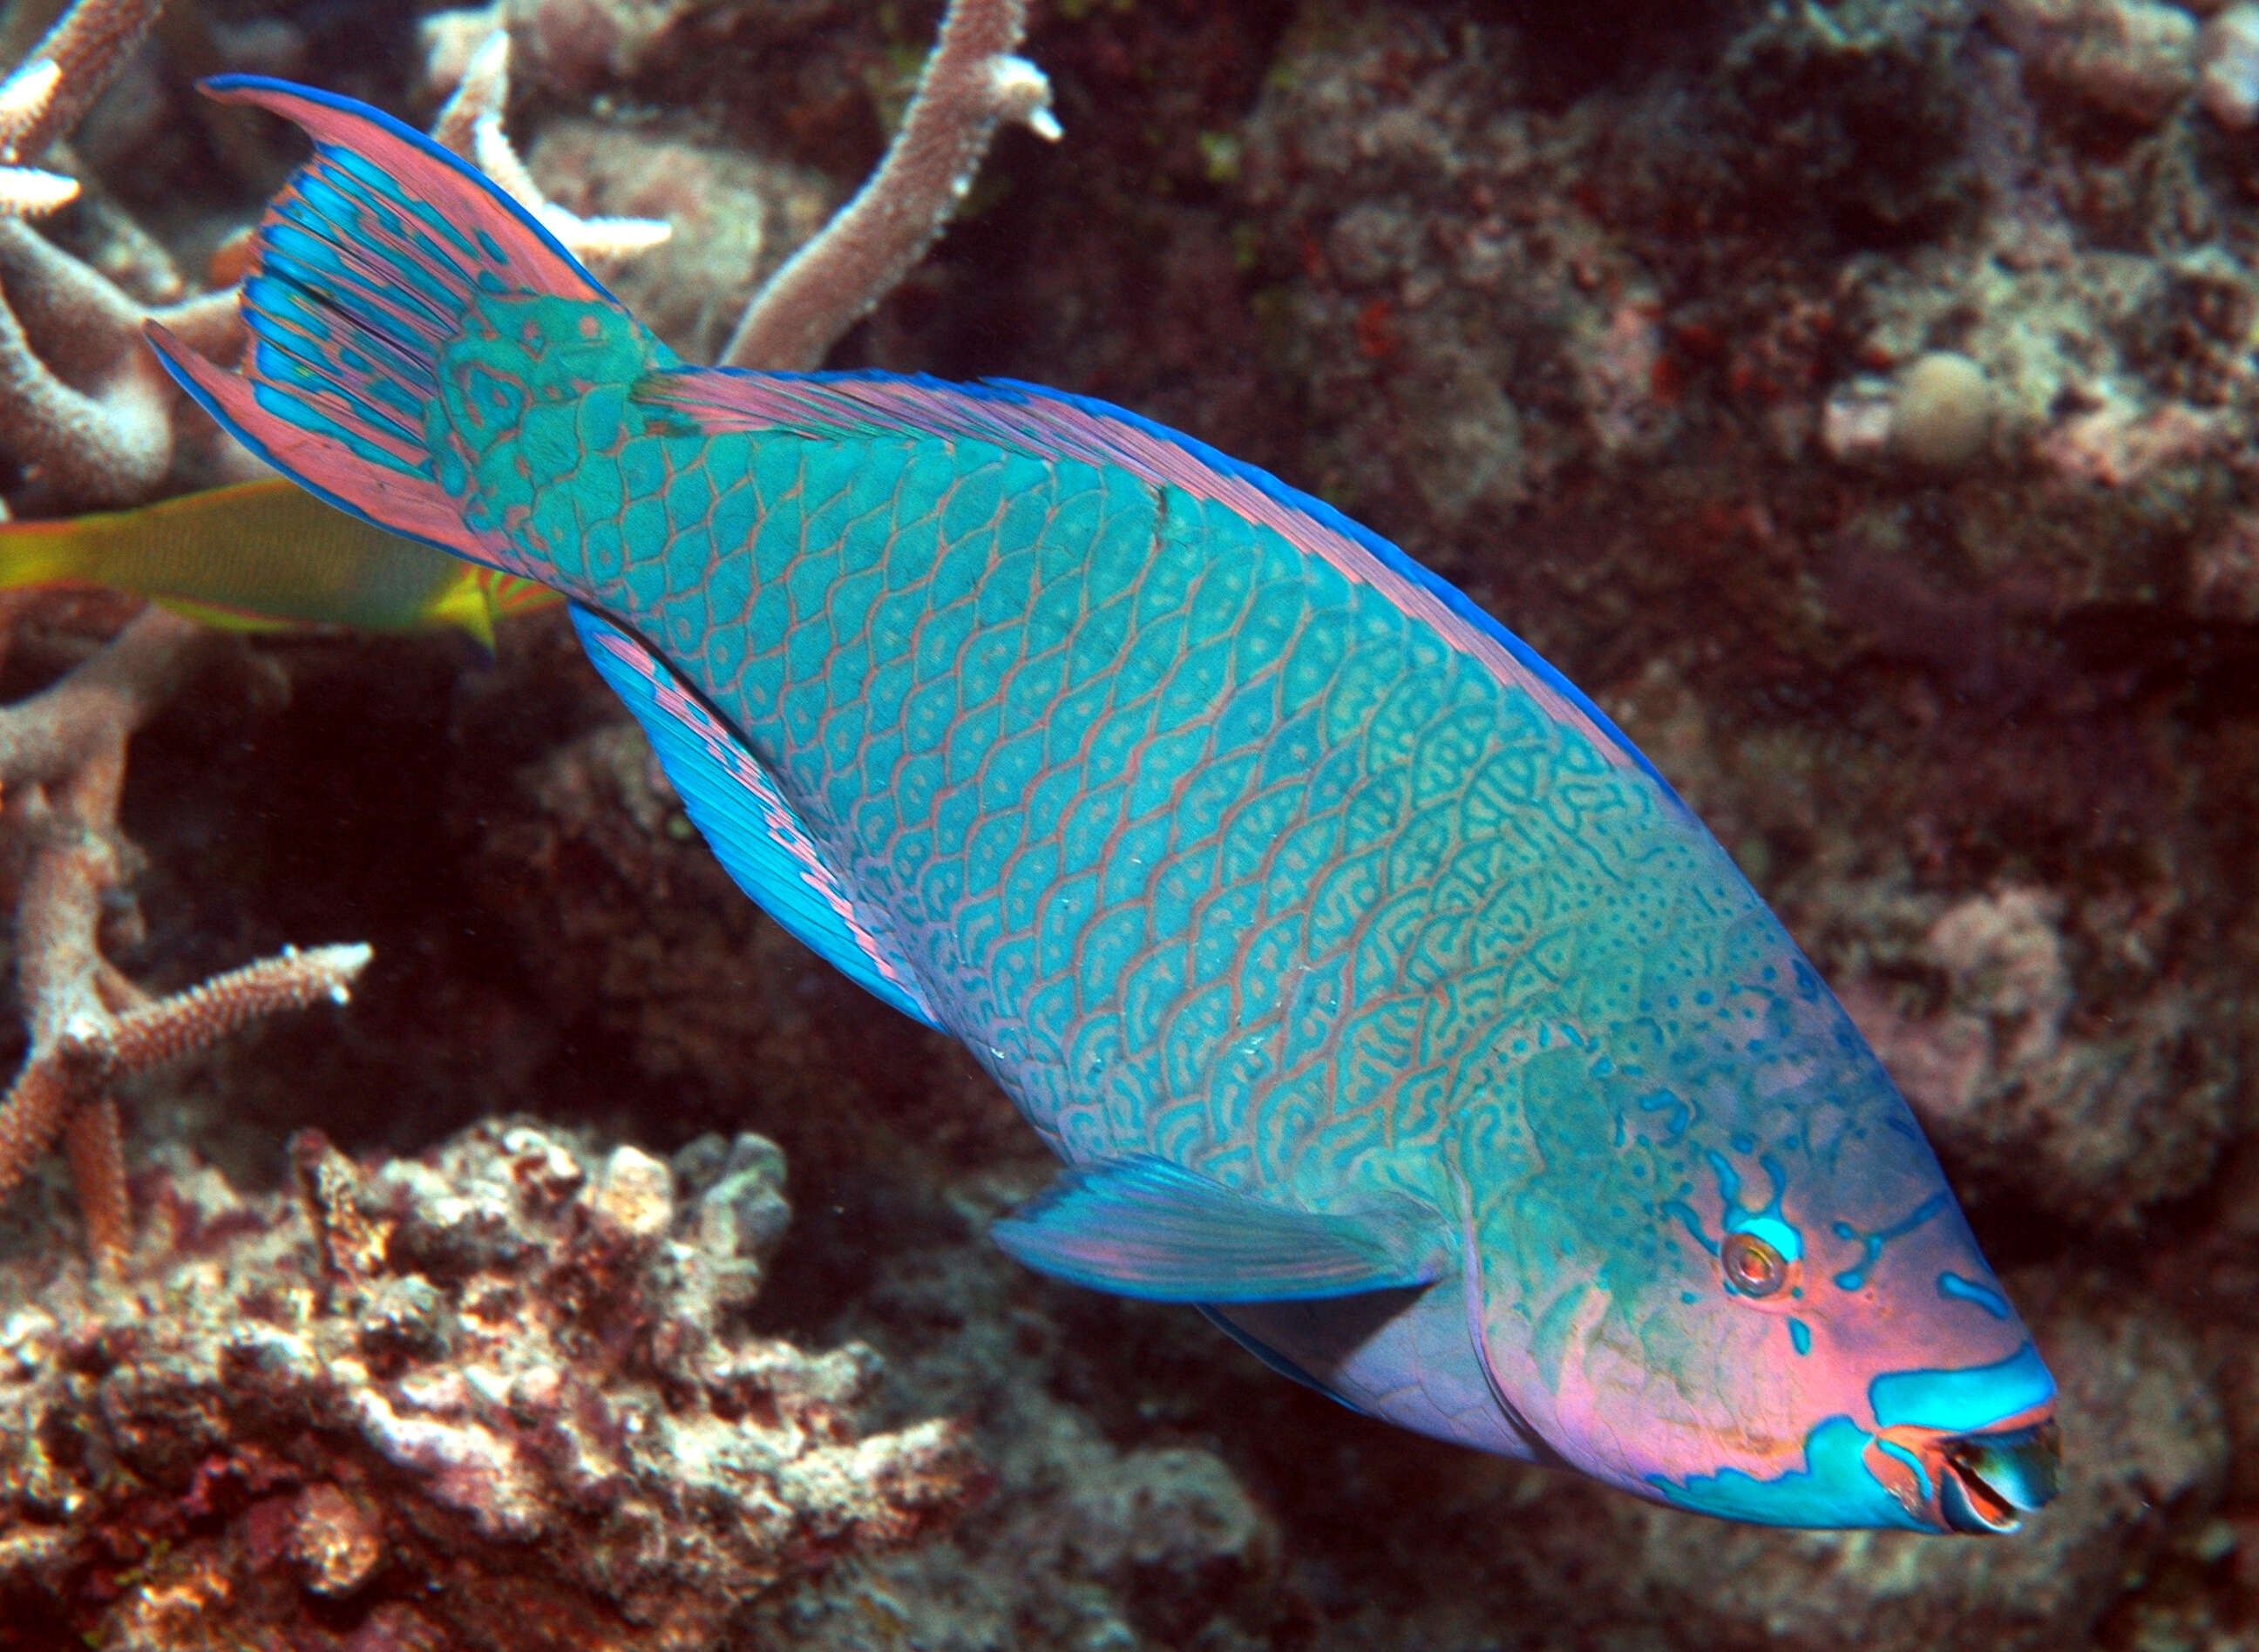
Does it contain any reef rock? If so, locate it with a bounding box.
[0,1121,968,1650]
[1840,886,2233,1224]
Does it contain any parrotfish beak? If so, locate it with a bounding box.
[1861,1340,2060,1533]
[1864,1413,2061,1534]
[1936,1419,2062,1533]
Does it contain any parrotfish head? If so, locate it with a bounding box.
[1460,965,2059,1534]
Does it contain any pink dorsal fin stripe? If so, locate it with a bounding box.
[639,370,1642,773]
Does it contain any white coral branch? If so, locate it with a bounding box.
[0,162,78,216]
[0,607,371,1270]
[434,30,671,263]
[0,0,162,173]
[720,0,1061,372]
[0,218,203,507]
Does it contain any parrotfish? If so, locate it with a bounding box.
[149,78,2061,1534]
[0,478,557,647]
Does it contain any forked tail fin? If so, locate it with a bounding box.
[146,77,628,577]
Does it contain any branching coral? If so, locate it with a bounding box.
[0,0,239,513]
[0,0,159,216]
[429,29,672,264]
[0,217,240,511]
[0,0,1057,1269]
[0,603,372,1270]
[721,0,1059,370]
[421,0,1058,370]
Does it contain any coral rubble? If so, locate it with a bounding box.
[0,1119,967,1649]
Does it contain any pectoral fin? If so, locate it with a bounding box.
[992,1155,1448,1303]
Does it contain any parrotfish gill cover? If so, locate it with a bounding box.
[146,76,2061,1535]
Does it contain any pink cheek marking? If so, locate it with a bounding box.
[1531,1284,1636,1482]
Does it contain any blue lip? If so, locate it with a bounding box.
[1646,1343,2061,1532]
[1869,1342,2056,1433]
[1647,1417,1936,1530]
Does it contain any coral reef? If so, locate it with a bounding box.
[1993,0,2200,126]
[0,1118,967,1649]
[1234,0,2256,1235]
[0,0,2253,1648]
[0,601,374,1272]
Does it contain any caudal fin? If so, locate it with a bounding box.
[146,77,622,574]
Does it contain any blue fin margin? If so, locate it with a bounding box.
[570,605,942,1030]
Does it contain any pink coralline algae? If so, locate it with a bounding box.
[0,1121,969,1649]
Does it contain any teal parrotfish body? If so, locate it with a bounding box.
[150,78,2060,1534]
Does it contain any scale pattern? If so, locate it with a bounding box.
[455,301,1765,1221]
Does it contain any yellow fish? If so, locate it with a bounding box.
[0,479,560,647]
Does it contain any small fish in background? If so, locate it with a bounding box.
[151,78,2061,1535]
[0,478,559,647]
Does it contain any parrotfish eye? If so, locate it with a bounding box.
[1721,1230,1788,1297]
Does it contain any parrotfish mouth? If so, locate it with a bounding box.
[1869,1414,2062,1534]
[1939,1418,2062,1533]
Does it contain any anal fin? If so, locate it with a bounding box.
[570,605,940,1030]
[1197,1306,1345,1400]
[993,1154,1447,1303]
